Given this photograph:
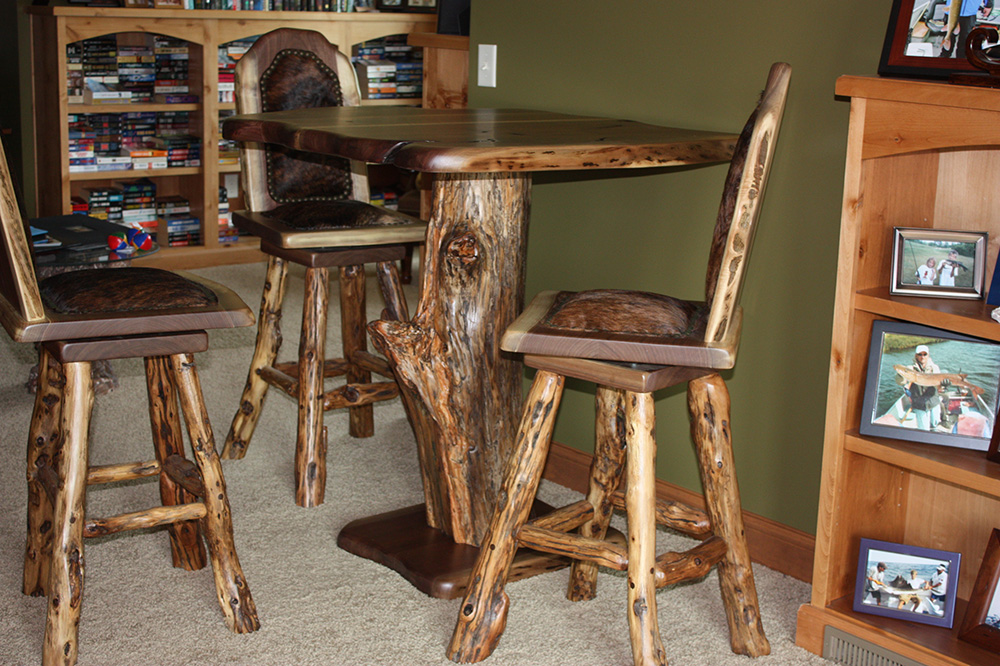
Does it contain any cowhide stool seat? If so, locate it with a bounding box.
[221,28,426,508]
[0,142,259,665]
[448,63,790,666]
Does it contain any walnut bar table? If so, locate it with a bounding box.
[223,106,737,598]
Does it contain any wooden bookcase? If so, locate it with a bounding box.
[795,76,1000,666]
[26,6,435,270]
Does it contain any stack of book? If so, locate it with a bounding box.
[218,186,238,243]
[154,36,196,104]
[217,39,254,104]
[352,36,423,100]
[68,117,97,173]
[117,42,155,104]
[67,42,84,104]
[158,194,201,247]
[84,186,125,225]
[149,134,201,168]
[81,36,123,105]
[218,110,240,166]
[118,178,158,230]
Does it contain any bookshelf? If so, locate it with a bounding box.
[26,6,435,269]
[794,76,1000,666]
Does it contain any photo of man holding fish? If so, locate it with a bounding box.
[861,321,1000,450]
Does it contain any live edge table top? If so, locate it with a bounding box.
[222,106,738,173]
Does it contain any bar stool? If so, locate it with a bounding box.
[448,63,790,666]
[221,28,427,507]
[0,139,259,666]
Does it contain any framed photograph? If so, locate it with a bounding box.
[377,0,436,11]
[890,228,987,299]
[123,0,150,7]
[854,537,961,628]
[860,320,1000,450]
[879,0,1000,78]
[959,529,1000,652]
[153,0,184,8]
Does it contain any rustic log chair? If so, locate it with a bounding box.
[221,28,427,507]
[0,139,259,666]
[447,62,790,666]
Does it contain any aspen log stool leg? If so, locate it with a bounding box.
[25,340,259,666]
[219,28,427,507]
[448,62,790,665]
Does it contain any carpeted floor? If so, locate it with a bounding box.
[0,261,830,666]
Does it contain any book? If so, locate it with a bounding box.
[30,214,130,251]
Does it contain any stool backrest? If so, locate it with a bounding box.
[235,28,369,212]
[0,138,44,339]
[703,62,790,344]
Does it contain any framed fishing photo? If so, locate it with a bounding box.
[854,537,960,629]
[860,320,1000,450]
[890,228,987,299]
[959,529,1000,653]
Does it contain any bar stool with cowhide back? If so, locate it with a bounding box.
[448,62,790,666]
[0,137,259,665]
[221,28,426,507]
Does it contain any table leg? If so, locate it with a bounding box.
[347,172,572,598]
[370,171,531,545]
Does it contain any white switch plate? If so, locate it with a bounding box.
[478,44,497,88]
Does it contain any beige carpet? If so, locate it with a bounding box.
[0,261,830,666]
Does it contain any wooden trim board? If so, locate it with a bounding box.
[542,440,815,583]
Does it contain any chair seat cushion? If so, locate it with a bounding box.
[40,267,218,315]
[501,290,738,369]
[542,289,706,338]
[264,200,416,231]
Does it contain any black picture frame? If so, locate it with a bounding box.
[879,0,1000,79]
[890,228,987,299]
[376,0,436,12]
[855,537,961,629]
[860,320,1000,450]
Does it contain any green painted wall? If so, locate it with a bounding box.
[468,0,892,534]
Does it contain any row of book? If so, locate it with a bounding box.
[68,35,194,106]
[68,111,200,173]
[147,1,372,9]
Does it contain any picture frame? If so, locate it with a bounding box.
[153,0,184,9]
[854,537,961,629]
[376,0,436,11]
[959,529,1000,652]
[860,320,1000,450]
[879,0,1000,79]
[890,228,987,299]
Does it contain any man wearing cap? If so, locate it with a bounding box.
[865,561,889,606]
[926,564,948,616]
[897,344,942,430]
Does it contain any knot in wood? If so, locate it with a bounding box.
[447,232,480,265]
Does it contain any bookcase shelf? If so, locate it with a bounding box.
[27,6,435,269]
[794,75,1000,666]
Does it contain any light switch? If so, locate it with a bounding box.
[478,44,497,88]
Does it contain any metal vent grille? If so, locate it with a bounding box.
[822,626,927,666]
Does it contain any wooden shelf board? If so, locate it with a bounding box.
[798,596,996,666]
[69,166,202,181]
[844,431,1000,499]
[68,103,200,114]
[855,287,1000,343]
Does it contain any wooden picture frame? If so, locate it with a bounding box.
[959,529,1000,652]
[879,0,1000,78]
[860,320,1000,450]
[122,0,150,8]
[890,228,987,299]
[854,537,961,629]
[153,0,185,9]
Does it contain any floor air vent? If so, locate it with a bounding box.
[822,626,926,666]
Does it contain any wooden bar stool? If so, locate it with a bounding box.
[220,29,427,507]
[448,63,790,666]
[0,139,259,666]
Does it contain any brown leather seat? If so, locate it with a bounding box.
[220,28,427,507]
[447,63,791,666]
[0,139,259,666]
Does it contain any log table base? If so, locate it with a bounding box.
[337,503,625,599]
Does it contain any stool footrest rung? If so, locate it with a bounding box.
[349,350,394,379]
[84,502,208,538]
[654,535,728,588]
[272,358,352,379]
[525,500,594,532]
[87,459,160,485]
[516,524,628,571]
[612,490,712,538]
[260,365,400,409]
